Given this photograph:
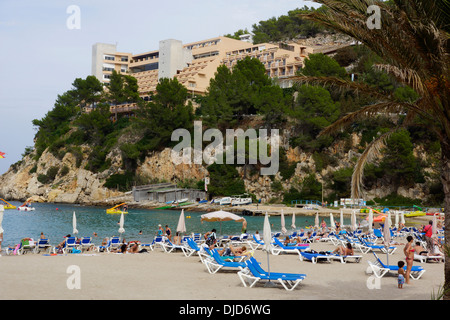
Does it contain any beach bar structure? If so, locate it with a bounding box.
[132,183,207,203]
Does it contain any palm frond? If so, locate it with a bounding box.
[292,75,388,100]
[351,128,400,199]
[373,64,425,95]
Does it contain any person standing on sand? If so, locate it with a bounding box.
[404,236,415,284]
[398,261,405,289]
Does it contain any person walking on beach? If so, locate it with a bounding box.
[422,220,433,251]
[165,225,172,241]
[404,235,415,284]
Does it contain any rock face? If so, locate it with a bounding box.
[0,130,438,205]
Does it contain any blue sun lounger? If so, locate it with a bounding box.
[237,257,306,291]
[367,252,426,280]
[203,249,247,274]
[299,250,332,264]
[271,237,309,255]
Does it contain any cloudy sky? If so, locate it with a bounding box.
[0,0,319,174]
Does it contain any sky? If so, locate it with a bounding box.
[0,0,320,175]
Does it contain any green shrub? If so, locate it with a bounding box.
[104,172,134,191]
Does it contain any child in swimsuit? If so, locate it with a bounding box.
[398,261,405,288]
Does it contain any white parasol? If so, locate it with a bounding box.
[262,212,276,287]
[368,209,373,233]
[314,212,319,229]
[118,212,125,235]
[200,210,246,234]
[72,211,78,235]
[383,216,391,265]
[291,212,296,230]
[280,209,287,234]
[177,209,186,234]
[351,210,357,231]
[330,212,335,229]
[340,209,344,228]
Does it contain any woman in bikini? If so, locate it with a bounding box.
[403,236,414,284]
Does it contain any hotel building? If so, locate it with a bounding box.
[91,36,346,115]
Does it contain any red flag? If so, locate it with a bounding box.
[0,151,5,159]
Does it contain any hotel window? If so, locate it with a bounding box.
[104,55,115,61]
[121,56,128,62]
[103,74,111,80]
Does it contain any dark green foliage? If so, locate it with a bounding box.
[289,85,339,151]
[200,57,289,127]
[133,77,194,161]
[104,172,135,192]
[251,6,326,44]
[206,163,246,197]
[299,53,347,78]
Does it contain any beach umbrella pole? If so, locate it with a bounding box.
[264,251,276,288]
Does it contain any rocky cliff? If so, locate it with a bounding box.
[0,127,437,206]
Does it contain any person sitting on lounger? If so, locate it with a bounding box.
[415,242,428,256]
[127,241,140,253]
[217,244,251,258]
[332,242,354,256]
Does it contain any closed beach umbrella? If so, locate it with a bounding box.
[432,213,437,237]
[383,216,391,265]
[351,210,357,231]
[0,205,4,234]
[387,212,392,227]
[394,211,399,229]
[330,213,335,229]
[368,209,373,233]
[262,212,276,287]
[291,212,296,230]
[280,210,287,234]
[72,211,78,235]
[118,212,125,235]
[400,211,405,226]
[177,209,186,234]
[314,212,319,229]
[262,212,272,253]
[340,209,344,227]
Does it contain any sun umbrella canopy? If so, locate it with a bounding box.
[118,212,125,234]
[280,210,287,234]
[200,210,246,222]
[72,212,78,235]
[177,209,186,234]
[351,210,357,231]
[314,212,319,229]
[291,212,296,229]
[262,212,272,252]
[330,213,335,229]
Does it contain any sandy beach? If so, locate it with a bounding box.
[0,238,444,300]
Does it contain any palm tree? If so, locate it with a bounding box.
[292,0,449,298]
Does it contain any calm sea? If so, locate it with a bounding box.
[0,201,351,247]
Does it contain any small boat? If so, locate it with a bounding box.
[198,199,208,204]
[18,201,35,211]
[404,211,426,217]
[0,198,16,209]
[219,197,232,205]
[18,206,35,211]
[231,197,252,206]
[106,203,128,214]
[174,198,188,204]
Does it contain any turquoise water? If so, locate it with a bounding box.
[0,201,350,247]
